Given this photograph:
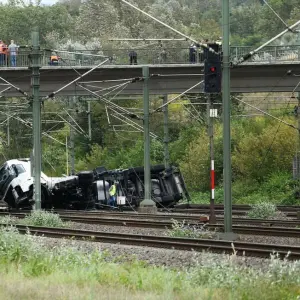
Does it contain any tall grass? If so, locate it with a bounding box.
[0,226,298,299]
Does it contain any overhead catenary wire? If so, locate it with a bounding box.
[109,38,187,41]
[63,108,87,136]
[150,74,204,77]
[120,0,218,54]
[77,84,142,119]
[232,96,298,131]
[81,82,130,92]
[76,84,159,138]
[0,86,12,95]
[108,108,159,139]
[235,19,300,65]
[79,78,142,84]
[153,81,204,112]
[261,0,292,31]
[0,111,65,146]
[49,49,109,59]
[43,58,110,100]
[0,76,29,98]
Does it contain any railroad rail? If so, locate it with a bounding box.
[1,212,299,237]
[1,211,299,228]
[174,204,300,212]
[53,216,300,238]
[2,224,299,260]
[169,208,298,217]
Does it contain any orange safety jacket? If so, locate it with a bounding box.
[2,44,8,54]
[50,55,59,61]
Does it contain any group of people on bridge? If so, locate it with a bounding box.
[128,39,222,65]
[0,40,19,67]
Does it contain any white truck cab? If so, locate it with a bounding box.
[0,158,77,209]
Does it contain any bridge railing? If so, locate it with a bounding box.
[0,45,299,67]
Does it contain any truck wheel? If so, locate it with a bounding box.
[77,171,94,186]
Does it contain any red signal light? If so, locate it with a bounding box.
[210,66,216,72]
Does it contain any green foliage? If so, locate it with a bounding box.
[0,0,298,206]
[167,219,216,239]
[247,201,285,219]
[0,2,74,44]
[22,211,66,228]
[232,120,295,181]
[0,226,299,300]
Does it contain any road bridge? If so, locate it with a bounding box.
[1,62,300,97]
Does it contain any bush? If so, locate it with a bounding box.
[23,211,65,228]
[247,201,286,219]
[167,219,216,239]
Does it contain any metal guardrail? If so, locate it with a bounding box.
[0,45,299,67]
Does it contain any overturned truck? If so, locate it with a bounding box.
[0,159,190,210]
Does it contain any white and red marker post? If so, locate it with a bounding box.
[208,96,217,224]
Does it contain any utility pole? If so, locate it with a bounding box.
[163,94,169,169]
[31,27,41,210]
[222,0,234,237]
[297,92,300,193]
[139,66,157,213]
[6,106,10,147]
[207,95,216,224]
[87,101,92,140]
[68,96,75,175]
[298,92,300,219]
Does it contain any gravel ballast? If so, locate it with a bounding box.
[33,235,273,270]
[69,222,300,246]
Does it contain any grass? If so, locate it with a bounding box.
[0,226,299,299]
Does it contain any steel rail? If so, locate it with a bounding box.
[2,224,300,260]
[51,216,300,237]
[1,212,299,237]
[174,204,300,212]
[168,209,298,217]
[0,211,299,227]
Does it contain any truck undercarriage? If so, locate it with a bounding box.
[0,159,190,210]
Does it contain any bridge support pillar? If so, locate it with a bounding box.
[139,66,157,214]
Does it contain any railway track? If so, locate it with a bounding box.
[167,204,300,217]
[57,216,300,238]
[2,224,299,260]
[168,209,298,217]
[1,212,299,237]
[174,204,300,212]
[1,211,299,228]
[52,210,300,227]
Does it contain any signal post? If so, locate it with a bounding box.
[203,43,221,225]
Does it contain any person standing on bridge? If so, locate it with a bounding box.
[8,40,18,67]
[189,43,197,64]
[0,41,7,67]
[129,50,137,65]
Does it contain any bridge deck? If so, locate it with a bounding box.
[1,62,300,96]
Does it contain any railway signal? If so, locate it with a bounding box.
[204,58,222,94]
